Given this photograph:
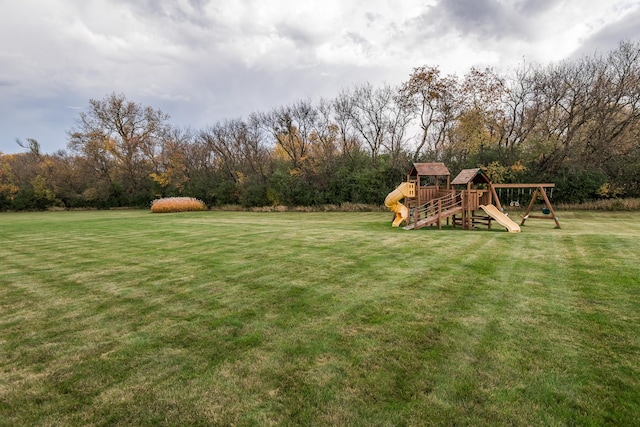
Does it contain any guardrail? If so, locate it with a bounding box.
[410,192,463,229]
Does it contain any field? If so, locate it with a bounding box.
[1,210,640,426]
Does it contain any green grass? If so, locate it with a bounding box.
[1,210,640,426]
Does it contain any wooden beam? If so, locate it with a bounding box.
[492,183,555,189]
[490,184,503,211]
[539,186,561,228]
[520,188,539,226]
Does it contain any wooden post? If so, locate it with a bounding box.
[520,188,539,226]
[490,184,502,211]
[466,182,472,230]
[520,187,561,228]
[417,175,421,210]
[540,187,561,228]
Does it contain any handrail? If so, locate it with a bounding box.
[410,191,462,227]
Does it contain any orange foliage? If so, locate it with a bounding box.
[150,197,206,213]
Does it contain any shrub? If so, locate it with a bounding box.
[150,197,206,213]
[554,168,608,203]
[556,198,640,211]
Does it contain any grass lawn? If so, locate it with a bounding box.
[1,210,640,426]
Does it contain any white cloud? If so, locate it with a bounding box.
[1,0,639,153]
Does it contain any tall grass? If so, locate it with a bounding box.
[1,210,640,425]
[150,197,206,213]
[556,197,640,211]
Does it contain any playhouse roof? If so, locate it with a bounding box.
[409,162,450,177]
[451,168,492,185]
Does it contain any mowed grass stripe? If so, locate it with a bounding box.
[1,210,640,425]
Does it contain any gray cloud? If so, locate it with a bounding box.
[517,0,558,15]
[1,0,639,154]
[572,8,640,58]
[426,0,533,40]
[117,0,213,28]
[275,22,321,49]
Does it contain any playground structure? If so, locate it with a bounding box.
[384,163,560,232]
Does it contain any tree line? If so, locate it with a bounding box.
[1,40,639,211]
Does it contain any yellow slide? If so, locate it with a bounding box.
[480,204,521,233]
[385,182,415,227]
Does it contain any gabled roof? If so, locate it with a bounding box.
[451,168,492,185]
[409,162,450,177]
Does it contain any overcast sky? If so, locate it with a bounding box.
[1,0,640,154]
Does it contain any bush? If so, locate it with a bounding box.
[150,197,207,213]
[554,168,608,203]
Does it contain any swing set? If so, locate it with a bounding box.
[493,183,561,228]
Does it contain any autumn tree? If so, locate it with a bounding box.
[260,101,317,169]
[398,65,460,161]
[0,152,19,209]
[1,139,66,209]
[68,92,172,203]
[149,127,195,197]
[450,67,507,166]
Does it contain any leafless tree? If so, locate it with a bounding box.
[398,66,461,161]
[68,92,171,193]
[332,89,360,159]
[349,82,394,163]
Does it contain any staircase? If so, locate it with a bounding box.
[404,192,463,230]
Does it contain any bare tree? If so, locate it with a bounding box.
[398,66,460,161]
[260,104,312,168]
[584,40,640,166]
[532,55,603,173]
[244,113,272,182]
[199,116,271,185]
[497,62,544,162]
[349,82,394,163]
[311,98,339,166]
[385,90,413,170]
[68,93,171,194]
[332,89,360,159]
[199,119,245,183]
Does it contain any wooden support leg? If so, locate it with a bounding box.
[521,189,539,226]
[490,185,502,211]
[540,187,561,228]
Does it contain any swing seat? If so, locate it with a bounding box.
[541,207,550,215]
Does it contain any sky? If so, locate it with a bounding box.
[1,0,640,154]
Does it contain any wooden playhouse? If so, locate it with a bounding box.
[384,162,560,232]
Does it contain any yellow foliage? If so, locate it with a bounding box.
[452,109,493,156]
[482,162,509,183]
[596,182,624,199]
[272,144,291,161]
[150,172,172,187]
[510,160,527,173]
[0,184,19,197]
